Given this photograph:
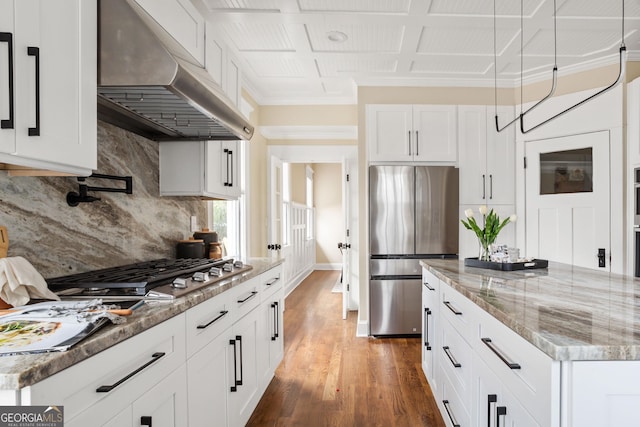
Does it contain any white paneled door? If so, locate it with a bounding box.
[525,131,610,270]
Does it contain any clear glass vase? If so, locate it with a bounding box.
[479,242,491,261]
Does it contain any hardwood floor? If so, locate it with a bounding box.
[247,270,445,427]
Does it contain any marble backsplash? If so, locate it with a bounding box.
[0,121,207,278]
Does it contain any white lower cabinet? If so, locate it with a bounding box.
[422,266,559,427]
[421,269,439,394]
[26,314,187,426]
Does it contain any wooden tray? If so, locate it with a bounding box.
[464,257,548,271]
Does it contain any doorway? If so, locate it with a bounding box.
[267,145,358,317]
[525,131,611,270]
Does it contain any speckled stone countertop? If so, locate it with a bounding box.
[0,258,283,390]
[421,259,640,361]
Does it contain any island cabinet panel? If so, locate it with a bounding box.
[421,269,440,394]
[24,314,187,425]
[566,360,640,427]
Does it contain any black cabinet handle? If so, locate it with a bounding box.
[497,406,507,427]
[415,130,419,156]
[442,400,460,427]
[229,335,244,391]
[266,277,280,286]
[423,281,435,291]
[237,290,258,304]
[407,130,411,155]
[443,346,461,368]
[27,46,39,136]
[482,174,486,199]
[0,32,14,130]
[443,300,462,315]
[275,301,279,338]
[141,416,152,427]
[96,352,165,392]
[229,149,234,187]
[196,310,228,329]
[487,394,497,427]
[489,174,493,200]
[481,337,521,369]
[271,302,278,340]
[423,307,432,350]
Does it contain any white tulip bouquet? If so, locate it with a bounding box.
[461,206,517,261]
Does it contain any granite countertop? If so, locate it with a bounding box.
[421,259,640,362]
[0,257,283,390]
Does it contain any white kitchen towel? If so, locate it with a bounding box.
[0,257,60,307]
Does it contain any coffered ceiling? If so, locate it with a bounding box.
[192,0,640,105]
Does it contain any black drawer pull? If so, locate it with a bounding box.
[237,291,258,304]
[423,281,435,291]
[443,346,461,368]
[481,338,521,369]
[487,394,497,427]
[196,310,228,329]
[443,300,462,315]
[27,46,40,136]
[96,352,165,392]
[265,277,280,286]
[141,416,152,427]
[442,400,460,427]
[424,307,432,350]
[0,32,14,130]
[497,406,507,427]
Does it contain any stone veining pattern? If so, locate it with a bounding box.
[423,259,640,361]
[0,121,207,278]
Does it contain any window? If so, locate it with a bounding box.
[539,147,593,195]
[306,166,314,240]
[282,163,291,246]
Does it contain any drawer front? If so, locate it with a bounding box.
[260,266,283,302]
[422,269,440,313]
[27,314,186,421]
[440,284,475,342]
[186,291,233,357]
[229,276,261,322]
[475,309,555,425]
[439,362,471,427]
[440,317,473,408]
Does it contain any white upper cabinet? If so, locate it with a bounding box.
[367,104,457,163]
[458,105,515,206]
[159,140,241,200]
[0,0,96,175]
[133,0,205,65]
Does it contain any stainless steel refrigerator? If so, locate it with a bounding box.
[369,165,459,336]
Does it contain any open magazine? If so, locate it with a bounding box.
[0,300,132,356]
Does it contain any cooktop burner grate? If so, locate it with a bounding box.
[47,258,232,295]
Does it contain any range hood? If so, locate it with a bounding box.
[97,0,254,141]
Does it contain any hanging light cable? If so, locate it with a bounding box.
[520,0,626,133]
[494,0,559,132]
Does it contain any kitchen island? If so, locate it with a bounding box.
[421,259,640,427]
[0,257,284,427]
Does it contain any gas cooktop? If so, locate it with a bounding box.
[47,258,253,299]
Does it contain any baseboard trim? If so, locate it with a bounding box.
[314,263,342,270]
[356,320,369,337]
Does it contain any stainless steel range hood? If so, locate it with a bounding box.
[98,0,253,141]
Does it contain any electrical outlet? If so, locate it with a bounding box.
[190,216,198,232]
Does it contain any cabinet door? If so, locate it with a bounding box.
[227,308,260,427]
[366,104,413,162]
[422,269,439,392]
[413,105,457,162]
[67,406,133,427]
[458,106,488,205]
[10,0,96,172]
[257,289,284,391]
[132,0,205,65]
[475,357,540,427]
[486,106,515,205]
[205,140,241,199]
[205,23,224,87]
[225,53,241,107]
[130,365,188,427]
[0,0,16,155]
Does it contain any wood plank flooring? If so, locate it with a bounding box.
[247,270,445,427]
